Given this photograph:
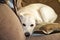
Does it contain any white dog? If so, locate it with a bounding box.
[17,3,57,37]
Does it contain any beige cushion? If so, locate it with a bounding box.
[0,4,25,40]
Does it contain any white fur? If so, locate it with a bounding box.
[17,3,57,35]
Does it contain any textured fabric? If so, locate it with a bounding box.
[28,33,60,40]
[0,0,6,3]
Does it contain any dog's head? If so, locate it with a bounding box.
[18,12,36,37]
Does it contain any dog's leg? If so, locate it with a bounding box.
[39,6,57,23]
[39,23,60,34]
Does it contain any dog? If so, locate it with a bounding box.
[17,3,57,37]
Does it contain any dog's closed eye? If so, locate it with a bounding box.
[30,24,34,27]
[23,23,26,26]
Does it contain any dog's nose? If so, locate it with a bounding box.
[25,32,30,37]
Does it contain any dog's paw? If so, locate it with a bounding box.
[42,30,53,34]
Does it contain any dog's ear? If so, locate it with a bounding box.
[17,10,25,19]
[19,13,24,20]
[35,20,40,25]
[17,12,24,20]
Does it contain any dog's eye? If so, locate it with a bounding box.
[23,23,26,26]
[30,24,34,27]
